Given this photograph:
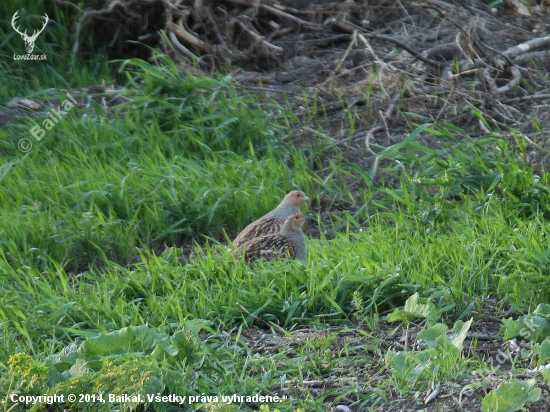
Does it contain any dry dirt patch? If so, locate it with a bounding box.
[232,298,550,411]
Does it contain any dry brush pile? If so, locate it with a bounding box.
[62,0,550,160]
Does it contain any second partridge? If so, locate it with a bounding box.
[234,213,307,263]
[232,190,308,247]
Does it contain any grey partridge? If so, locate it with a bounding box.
[232,190,308,248]
[234,213,307,263]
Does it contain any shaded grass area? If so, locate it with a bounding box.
[0,56,316,271]
[3,199,550,352]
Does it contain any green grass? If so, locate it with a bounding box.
[1,13,550,409]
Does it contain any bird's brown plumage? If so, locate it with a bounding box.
[232,190,308,247]
[234,213,307,264]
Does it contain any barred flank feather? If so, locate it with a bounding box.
[234,213,307,264]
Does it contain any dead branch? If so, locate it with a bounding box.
[502,35,550,60]
[260,4,318,27]
[271,4,316,16]
[170,18,211,52]
[220,0,259,8]
[333,31,357,74]
[513,50,550,64]
[168,30,202,63]
[425,383,441,404]
[233,18,283,53]
[378,109,391,144]
[361,24,442,67]
[466,332,503,341]
[495,66,521,95]
[362,90,401,153]
[72,0,550,162]
[504,93,550,103]
[305,34,351,47]
[326,18,443,67]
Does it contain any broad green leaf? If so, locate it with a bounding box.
[417,324,448,347]
[449,319,473,351]
[501,316,550,342]
[46,325,202,374]
[481,379,541,412]
[534,304,550,317]
[388,292,437,322]
[539,338,550,363]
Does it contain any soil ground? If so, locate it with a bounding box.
[231,299,550,411]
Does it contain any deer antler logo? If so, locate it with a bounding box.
[11,11,49,54]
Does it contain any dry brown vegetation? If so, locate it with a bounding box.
[68,0,550,169]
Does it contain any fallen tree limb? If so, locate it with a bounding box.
[513,50,550,64]
[233,18,284,53]
[168,30,202,63]
[260,3,318,27]
[504,93,550,103]
[495,66,521,94]
[502,35,550,60]
[170,19,211,52]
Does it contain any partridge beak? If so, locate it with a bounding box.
[303,196,309,201]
